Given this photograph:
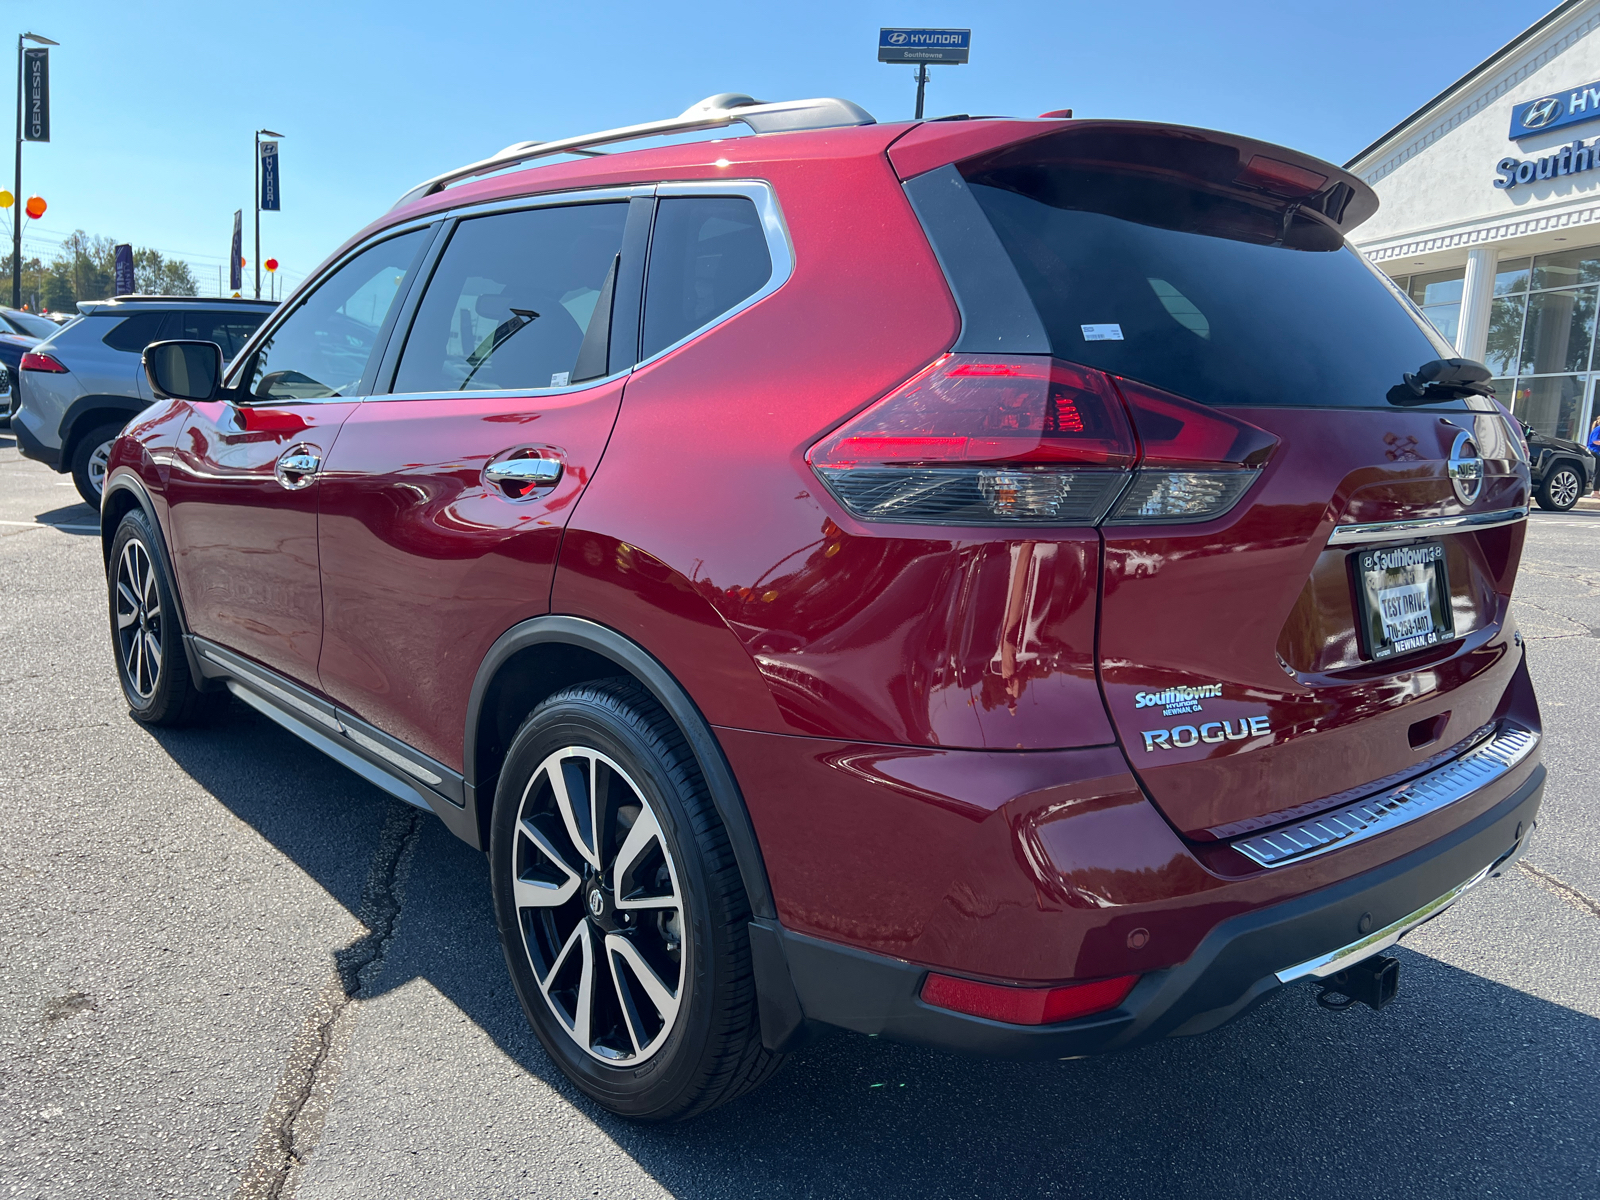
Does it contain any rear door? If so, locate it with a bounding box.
[313,193,649,768]
[930,128,1530,839]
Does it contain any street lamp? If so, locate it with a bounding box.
[12,31,56,310]
[254,128,284,300]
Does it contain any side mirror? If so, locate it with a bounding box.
[144,340,223,402]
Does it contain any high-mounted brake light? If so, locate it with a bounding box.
[1235,154,1328,198]
[19,351,67,373]
[807,355,1277,527]
[921,971,1139,1025]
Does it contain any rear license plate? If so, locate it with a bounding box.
[1353,541,1455,661]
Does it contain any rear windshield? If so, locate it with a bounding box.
[963,165,1464,410]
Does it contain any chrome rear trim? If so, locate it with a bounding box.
[1326,506,1527,546]
[1233,725,1539,869]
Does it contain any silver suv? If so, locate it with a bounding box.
[12,296,275,503]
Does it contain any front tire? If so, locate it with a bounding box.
[489,679,781,1121]
[1537,462,1583,511]
[72,421,124,507]
[108,510,205,725]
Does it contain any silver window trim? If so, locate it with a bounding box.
[1326,506,1528,546]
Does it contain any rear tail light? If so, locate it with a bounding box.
[19,351,67,373]
[808,355,1277,527]
[921,971,1139,1025]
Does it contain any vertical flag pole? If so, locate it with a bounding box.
[12,36,21,310]
[253,130,260,300]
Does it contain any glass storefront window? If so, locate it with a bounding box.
[1517,286,1598,375]
[1510,375,1588,442]
[1485,295,1526,376]
[1531,247,1600,290]
[1495,257,1531,295]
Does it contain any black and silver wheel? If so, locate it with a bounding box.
[108,510,204,725]
[1537,462,1584,511]
[73,421,124,507]
[490,680,781,1120]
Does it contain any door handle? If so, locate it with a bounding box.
[275,446,322,490]
[485,455,563,498]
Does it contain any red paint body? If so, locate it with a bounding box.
[111,115,1541,1002]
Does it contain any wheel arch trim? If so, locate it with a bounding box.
[61,394,152,465]
[466,614,776,920]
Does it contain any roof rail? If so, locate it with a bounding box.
[392,93,876,210]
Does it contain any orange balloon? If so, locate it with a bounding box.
[24,195,45,219]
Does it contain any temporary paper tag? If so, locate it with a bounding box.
[1081,324,1124,341]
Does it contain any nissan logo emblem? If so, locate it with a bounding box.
[1448,430,1484,505]
[1523,96,1563,129]
[588,889,605,917]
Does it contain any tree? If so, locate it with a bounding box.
[133,248,197,296]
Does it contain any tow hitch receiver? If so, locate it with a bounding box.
[1316,954,1400,1012]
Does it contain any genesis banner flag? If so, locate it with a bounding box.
[259,140,280,211]
[230,211,243,292]
[23,48,48,142]
[114,244,134,296]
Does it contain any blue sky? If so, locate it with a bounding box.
[10,0,1558,297]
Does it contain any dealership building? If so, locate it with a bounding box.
[1348,0,1600,441]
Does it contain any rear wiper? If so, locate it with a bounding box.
[1387,357,1494,406]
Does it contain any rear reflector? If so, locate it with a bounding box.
[921,972,1139,1025]
[809,355,1278,527]
[19,351,67,373]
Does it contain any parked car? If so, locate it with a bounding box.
[0,308,54,423]
[1519,421,1595,510]
[11,296,274,503]
[103,96,1543,1122]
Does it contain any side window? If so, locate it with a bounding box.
[169,309,269,360]
[392,202,628,394]
[246,228,429,401]
[640,196,772,360]
[101,311,171,354]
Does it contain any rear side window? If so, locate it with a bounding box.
[167,309,268,359]
[100,311,170,354]
[959,165,1461,410]
[392,203,628,393]
[640,197,771,360]
[247,228,429,401]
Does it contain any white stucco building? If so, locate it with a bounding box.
[1348,0,1600,441]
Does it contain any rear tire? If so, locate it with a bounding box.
[489,679,782,1121]
[108,510,205,726]
[1537,462,1583,511]
[72,421,124,507]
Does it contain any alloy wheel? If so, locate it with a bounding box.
[114,540,162,700]
[87,440,114,497]
[1551,468,1581,509]
[512,747,686,1064]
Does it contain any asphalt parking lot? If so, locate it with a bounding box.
[1,431,1596,1200]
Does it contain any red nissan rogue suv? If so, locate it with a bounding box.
[102,94,1543,1121]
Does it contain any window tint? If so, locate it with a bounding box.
[5,309,56,337]
[963,170,1460,409]
[100,311,171,354]
[393,203,628,394]
[167,309,268,359]
[640,196,771,360]
[248,229,428,401]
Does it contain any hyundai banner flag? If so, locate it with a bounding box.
[230,211,243,292]
[114,244,134,296]
[259,140,281,211]
[23,48,48,142]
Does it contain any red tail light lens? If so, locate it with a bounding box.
[807,354,1135,525]
[20,351,67,373]
[921,971,1139,1025]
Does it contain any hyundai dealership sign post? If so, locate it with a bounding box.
[878,28,970,120]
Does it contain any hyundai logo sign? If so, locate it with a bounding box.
[1510,79,1600,139]
[878,27,971,63]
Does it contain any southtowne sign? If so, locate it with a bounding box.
[1498,77,1600,189]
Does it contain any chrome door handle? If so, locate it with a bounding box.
[275,447,322,490]
[485,456,563,497]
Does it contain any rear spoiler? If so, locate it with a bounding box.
[889,119,1378,236]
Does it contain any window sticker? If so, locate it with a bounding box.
[1081,323,1124,341]
[550,371,571,387]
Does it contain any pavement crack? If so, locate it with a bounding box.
[231,803,422,1200]
[1518,860,1600,921]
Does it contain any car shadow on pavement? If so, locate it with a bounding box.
[33,503,99,533]
[151,698,1599,1200]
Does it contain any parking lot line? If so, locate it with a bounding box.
[0,519,99,532]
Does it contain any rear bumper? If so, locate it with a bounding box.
[757,764,1542,1058]
[11,408,60,468]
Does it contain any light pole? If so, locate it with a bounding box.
[12,31,55,310]
[254,128,283,300]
